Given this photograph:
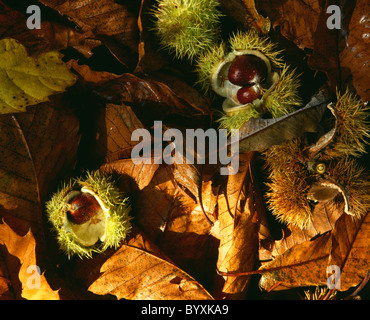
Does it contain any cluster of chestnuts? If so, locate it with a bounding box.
[227,55,268,105]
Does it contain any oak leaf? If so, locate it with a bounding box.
[0,221,60,300]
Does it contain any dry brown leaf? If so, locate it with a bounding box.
[95,101,159,190]
[88,246,213,300]
[339,0,370,101]
[135,165,180,242]
[261,202,344,261]
[39,0,138,38]
[158,180,219,288]
[0,99,79,299]
[216,153,259,299]
[92,74,210,124]
[88,103,146,165]
[220,0,271,34]
[329,212,370,291]
[73,224,174,282]
[259,211,370,291]
[68,59,121,84]
[256,0,321,50]
[0,246,13,299]
[101,159,159,191]
[259,232,332,291]
[75,225,213,300]
[0,1,99,58]
[38,0,140,69]
[0,99,80,235]
[0,221,60,300]
[146,72,212,116]
[256,0,368,101]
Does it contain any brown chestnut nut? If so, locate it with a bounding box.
[228,55,268,86]
[236,84,262,104]
[67,193,101,225]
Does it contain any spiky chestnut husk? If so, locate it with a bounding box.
[196,30,302,131]
[304,287,337,300]
[264,140,370,229]
[264,139,313,229]
[263,89,370,229]
[152,0,223,61]
[46,171,132,259]
[317,89,370,159]
[323,158,370,219]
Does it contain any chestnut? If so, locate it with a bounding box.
[67,193,101,225]
[228,55,268,86]
[236,84,262,104]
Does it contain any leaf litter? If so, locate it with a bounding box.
[0,0,368,300]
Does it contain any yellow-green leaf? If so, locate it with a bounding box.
[0,38,77,114]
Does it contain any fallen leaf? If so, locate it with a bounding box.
[339,0,370,101]
[259,232,332,291]
[39,0,139,52]
[0,99,80,298]
[68,59,120,84]
[216,153,259,299]
[85,233,213,300]
[256,0,369,101]
[220,0,271,34]
[92,74,210,126]
[81,102,147,167]
[329,212,370,290]
[262,202,344,261]
[0,221,60,300]
[0,1,100,58]
[255,0,321,50]
[135,165,180,242]
[158,181,219,289]
[101,158,159,191]
[0,99,80,234]
[0,38,77,114]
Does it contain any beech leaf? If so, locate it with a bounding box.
[0,38,77,114]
